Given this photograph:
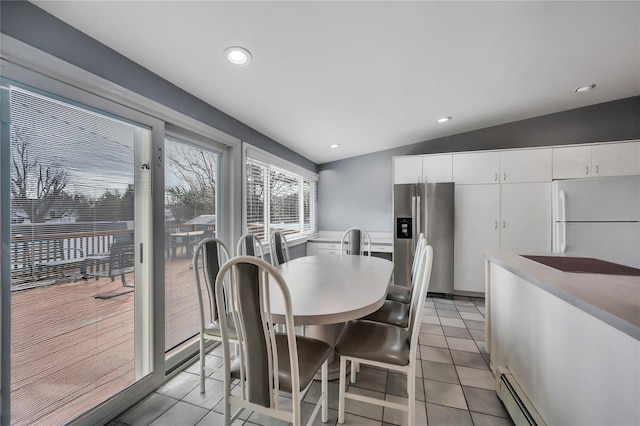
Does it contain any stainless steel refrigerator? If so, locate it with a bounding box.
[552,175,640,268]
[393,183,454,296]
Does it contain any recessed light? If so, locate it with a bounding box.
[224,46,252,66]
[575,84,596,93]
[437,117,452,124]
[330,144,339,149]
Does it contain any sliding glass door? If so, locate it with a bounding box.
[164,135,221,355]
[4,83,153,425]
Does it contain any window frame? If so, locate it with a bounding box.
[243,143,318,244]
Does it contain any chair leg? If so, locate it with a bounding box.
[408,367,415,425]
[224,372,232,426]
[199,337,205,394]
[350,361,358,383]
[338,356,347,424]
[322,360,328,423]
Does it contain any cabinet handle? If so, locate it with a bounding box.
[494,221,498,229]
[494,172,498,182]
[503,172,506,181]
[595,164,599,175]
[502,220,506,229]
[586,166,589,175]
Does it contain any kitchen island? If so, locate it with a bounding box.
[484,250,640,425]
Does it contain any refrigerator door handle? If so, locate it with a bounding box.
[559,190,567,222]
[416,195,421,238]
[411,195,417,255]
[560,222,567,253]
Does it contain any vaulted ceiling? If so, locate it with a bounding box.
[32,1,640,164]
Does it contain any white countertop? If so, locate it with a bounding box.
[484,250,640,340]
[309,231,393,246]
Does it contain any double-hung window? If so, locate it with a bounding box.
[244,144,317,241]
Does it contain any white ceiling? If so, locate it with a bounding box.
[32,1,640,165]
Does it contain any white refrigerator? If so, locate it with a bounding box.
[552,176,640,268]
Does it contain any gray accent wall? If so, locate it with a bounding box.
[318,96,640,232]
[0,1,317,173]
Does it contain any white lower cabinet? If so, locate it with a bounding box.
[454,185,500,293]
[454,183,552,293]
[306,241,341,255]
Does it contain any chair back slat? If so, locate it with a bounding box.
[235,262,271,407]
[269,231,289,266]
[350,229,361,255]
[192,237,230,329]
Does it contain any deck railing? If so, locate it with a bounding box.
[9,224,215,288]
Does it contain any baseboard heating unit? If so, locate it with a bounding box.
[496,367,546,426]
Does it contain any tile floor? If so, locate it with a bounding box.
[111,296,513,426]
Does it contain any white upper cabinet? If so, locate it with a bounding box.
[453,151,500,184]
[591,142,640,177]
[393,156,422,184]
[553,142,640,179]
[500,149,552,183]
[422,154,453,183]
[552,145,592,179]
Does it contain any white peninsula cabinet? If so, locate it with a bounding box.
[553,141,640,179]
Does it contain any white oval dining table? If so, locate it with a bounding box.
[272,254,395,378]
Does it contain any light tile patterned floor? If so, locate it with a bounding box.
[111,296,513,426]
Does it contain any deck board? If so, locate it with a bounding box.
[11,256,199,425]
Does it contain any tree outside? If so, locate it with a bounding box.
[165,140,218,224]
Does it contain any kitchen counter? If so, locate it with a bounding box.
[484,250,640,340]
[484,250,640,425]
[307,231,393,259]
[309,231,392,246]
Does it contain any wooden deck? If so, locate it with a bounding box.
[10,256,199,426]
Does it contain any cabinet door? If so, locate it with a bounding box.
[500,149,552,183]
[552,146,592,179]
[454,184,500,293]
[306,242,340,255]
[422,154,453,183]
[453,152,500,184]
[500,183,552,251]
[592,142,640,177]
[394,156,423,184]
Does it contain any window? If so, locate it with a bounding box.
[244,145,317,240]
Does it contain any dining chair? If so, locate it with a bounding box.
[192,237,235,394]
[236,232,265,259]
[340,227,372,256]
[269,230,290,266]
[386,233,425,304]
[335,245,433,425]
[215,256,332,426]
[360,240,427,331]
